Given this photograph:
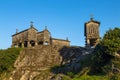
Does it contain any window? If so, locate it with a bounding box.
[38,41,43,45]
[30,40,35,46]
[44,41,48,45]
[24,41,28,47]
[18,43,22,47]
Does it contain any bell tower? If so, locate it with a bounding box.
[84,17,100,47]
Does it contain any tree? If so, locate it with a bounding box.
[91,28,120,74]
[102,28,120,56]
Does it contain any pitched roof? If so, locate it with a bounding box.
[12,27,38,37]
[85,18,100,25]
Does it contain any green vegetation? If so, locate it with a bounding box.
[103,28,120,55]
[52,28,120,80]
[77,28,120,80]
[0,47,22,73]
[73,75,108,80]
[90,28,120,74]
[1,27,120,80]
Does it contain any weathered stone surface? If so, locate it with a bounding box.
[51,46,93,74]
[84,18,100,47]
[12,26,70,48]
[9,46,93,80]
[10,45,61,80]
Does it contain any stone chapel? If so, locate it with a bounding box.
[12,22,70,48]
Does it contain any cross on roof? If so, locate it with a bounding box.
[30,21,34,28]
[45,26,47,30]
[30,21,33,25]
[90,14,94,20]
[16,28,18,33]
[90,14,94,18]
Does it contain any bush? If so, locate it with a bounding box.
[0,47,22,73]
[66,72,74,78]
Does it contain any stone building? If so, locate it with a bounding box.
[84,18,100,47]
[12,22,70,48]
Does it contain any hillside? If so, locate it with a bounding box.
[1,28,120,80]
[10,45,61,80]
[0,45,93,80]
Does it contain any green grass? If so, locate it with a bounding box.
[72,75,109,80]
[0,47,22,80]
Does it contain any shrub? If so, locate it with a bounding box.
[0,47,22,73]
[90,28,120,74]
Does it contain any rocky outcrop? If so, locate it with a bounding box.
[52,46,93,74]
[9,46,93,80]
[10,45,61,80]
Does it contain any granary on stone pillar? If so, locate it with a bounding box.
[84,17,100,47]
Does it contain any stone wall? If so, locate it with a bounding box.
[12,30,28,47]
[12,26,70,49]
[86,22,99,39]
[52,39,70,47]
[84,18,100,47]
[27,28,37,41]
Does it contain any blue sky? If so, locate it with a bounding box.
[0,0,120,49]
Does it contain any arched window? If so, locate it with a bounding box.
[18,43,22,47]
[44,41,48,45]
[30,40,35,46]
[24,41,28,47]
[38,41,43,45]
[14,44,17,47]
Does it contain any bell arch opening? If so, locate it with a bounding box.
[30,40,35,46]
[38,41,43,45]
[24,41,28,47]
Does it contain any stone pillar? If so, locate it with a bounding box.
[28,41,31,47]
[87,39,90,45]
[35,41,37,46]
[86,39,91,48]
[95,39,100,46]
[22,43,24,48]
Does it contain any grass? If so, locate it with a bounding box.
[0,47,22,80]
[72,75,109,80]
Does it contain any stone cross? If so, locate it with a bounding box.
[30,21,34,27]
